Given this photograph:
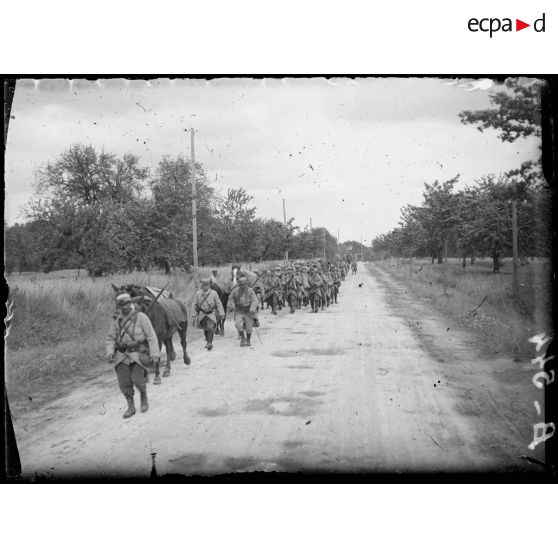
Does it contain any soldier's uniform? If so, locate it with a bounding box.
[194,279,225,350]
[106,293,160,419]
[299,265,310,307]
[293,264,306,309]
[323,268,334,306]
[331,268,341,303]
[265,268,283,314]
[307,265,323,313]
[227,277,259,346]
[283,266,299,313]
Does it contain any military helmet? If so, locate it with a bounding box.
[116,292,132,306]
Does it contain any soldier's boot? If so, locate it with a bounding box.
[272,305,277,315]
[139,390,149,413]
[239,331,246,347]
[245,333,252,347]
[289,303,295,314]
[207,329,214,350]
[123,395,136,419]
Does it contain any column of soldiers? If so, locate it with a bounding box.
[257,257,348,315]
[107,256,354,418]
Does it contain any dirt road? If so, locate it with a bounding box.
[11,264,541,478]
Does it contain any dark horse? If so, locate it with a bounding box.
[209,278,229,335]
[112,284,191,385]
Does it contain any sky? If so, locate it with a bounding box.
[5,77,541,245]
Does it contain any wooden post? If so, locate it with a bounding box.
[190,128,199,271]
[512,200,519,300]
[360,232,363,260]
[283,198,288,263]
[442,237,448,295]
[409,254,413,277]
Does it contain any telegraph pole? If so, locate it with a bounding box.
[360,232,363,260]
[512,200,519,300]
[310,217,312,230]
[190,128,199,270]
[323,227,326,259]
[283,198,288,263]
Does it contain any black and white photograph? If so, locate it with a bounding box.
[3,76,555,480]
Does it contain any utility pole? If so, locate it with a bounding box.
[283,198,288,263]
[337,228,340,256]
[360,232,363,260]
[310,217,312,230]
[190,128,198,271]
[512,200,519,300]
[323,227,326,259]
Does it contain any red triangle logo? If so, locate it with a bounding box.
[516,19,530,31]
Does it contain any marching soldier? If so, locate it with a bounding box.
[299,264,310,307]
[106,292,160,419]
[323,265,334,307]
[194,278,225,350]
[265,267,283,314]
[307,264,322,313]
[331,266,341,303]
[293,264,306,309]
[283,266,299,313]
[227,275,259,347]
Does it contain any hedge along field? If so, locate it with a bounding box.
[5,260,284,406]
[373,257,553,360]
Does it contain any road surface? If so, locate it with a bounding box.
[11,264,539,478]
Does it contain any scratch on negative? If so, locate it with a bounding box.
[425,433,445,452]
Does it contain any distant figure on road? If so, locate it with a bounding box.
[351,261,357,275]
[106,292,160,419]
[227,275,259,347]
[194,278,225,351]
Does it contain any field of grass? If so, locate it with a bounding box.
[5,261,284,404]
[373,257,553,360]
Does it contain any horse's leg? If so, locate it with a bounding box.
[154,337,163,385]
[180,321,191,365]
[163,337,172,377]
[168,337,176,361]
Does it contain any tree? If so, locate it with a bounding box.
[213,188,260,263]
[420,176,461,263]
[150,155,216,272]
[459,78,543,142]
[26,144,149,276]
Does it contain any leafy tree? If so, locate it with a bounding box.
[213,188,261,262]
[150,155,215,272]
[26,144,149,276]
[459,77,542,142]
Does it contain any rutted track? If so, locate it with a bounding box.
[11,264,538,477]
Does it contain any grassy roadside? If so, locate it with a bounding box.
[6,261,283,406]
[369,257,553,360]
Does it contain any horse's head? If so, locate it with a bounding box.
[111,284,149,312]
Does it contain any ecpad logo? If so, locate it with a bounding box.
[468,13,546,37]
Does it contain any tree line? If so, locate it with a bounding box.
[5,145,366,276]
[371,77,551,272]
